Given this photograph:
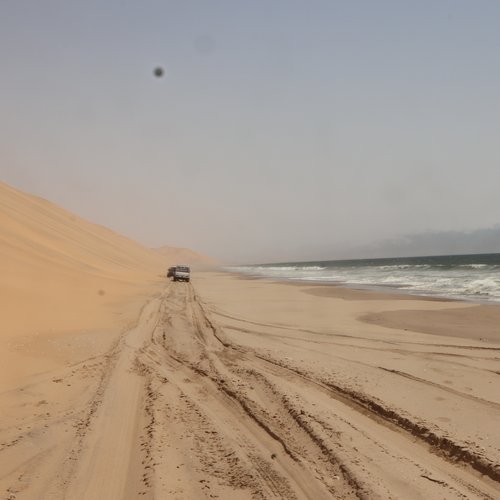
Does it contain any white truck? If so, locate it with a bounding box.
[173,265,190,282]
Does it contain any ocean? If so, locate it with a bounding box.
[227,253,500,303]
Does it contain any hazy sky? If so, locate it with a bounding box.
[1,1,500,263]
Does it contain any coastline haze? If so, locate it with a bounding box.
[2,1,500,263]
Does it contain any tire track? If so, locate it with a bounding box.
[248,351,500,484]
[378,366,500,410]
[12,279,495,499]
[192,289,500,494]
[139,347,335,498]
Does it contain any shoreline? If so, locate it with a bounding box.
[213,270,500,343]
[224,268,499,305]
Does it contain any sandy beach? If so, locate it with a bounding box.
[3,2,500,498]
[2,260,500,498]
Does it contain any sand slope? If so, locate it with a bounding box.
[0,181,165,328]
[0,181,209,389]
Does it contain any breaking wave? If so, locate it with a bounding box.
[226,253,500,302]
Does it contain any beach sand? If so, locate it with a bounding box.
[2,182,500,499]
[2,250,500,498]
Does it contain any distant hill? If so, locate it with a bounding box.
[153,245,218,268]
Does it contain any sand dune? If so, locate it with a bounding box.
[0,181,209,389]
